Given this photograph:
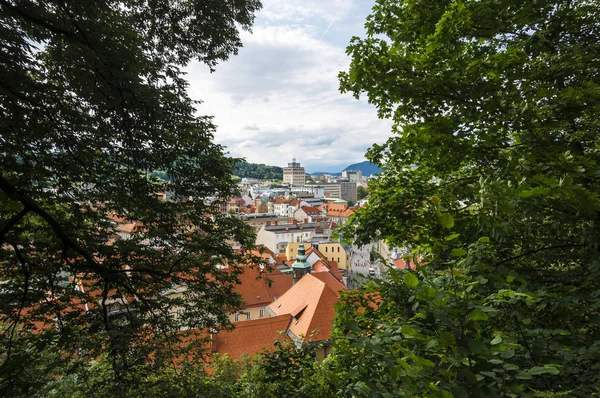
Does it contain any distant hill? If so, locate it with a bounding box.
[310,161,382,176]
[233,161,283,180]
[343,161,381,176]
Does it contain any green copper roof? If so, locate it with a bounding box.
[292,242,312,270]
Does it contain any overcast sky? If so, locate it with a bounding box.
[186,0,393,173]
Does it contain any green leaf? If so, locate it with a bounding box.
[468,309,489,322]
[468,339,487,353]
[450,248,467,257]
[490,335,503,345]
[445,233,460,241]
[403,272,419,287]
[401,325,418,337]
[439,213,455,229]
[527,366,560,376]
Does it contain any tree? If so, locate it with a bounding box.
[233,161,283,180]
[337,0,600,396]
[0,0,261,392]
[356,185,368,201]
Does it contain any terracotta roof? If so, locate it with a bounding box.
[328,203,347,211]
[265,269,293,300]
[211,315,291,360]
[393,256,425,271]
[274,253,288,265]
[226,267,273,309]
[116,221,143,234]
[222,265,293,310]
[268,273,345,343]
[341,208,355,218]
[300,205,321,215]
[323,260,344,283]
[271,198,290,204]
[255,245,275,257]
[312,260,329,273]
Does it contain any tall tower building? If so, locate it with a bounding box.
[283,158,306,186]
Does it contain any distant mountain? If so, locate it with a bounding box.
[309,161,382,177]
[343,161,381,176]
[310,170,342,176]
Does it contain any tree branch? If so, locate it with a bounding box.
[0,207,28,244]
[494,244,584,266]
[0,173,104,275]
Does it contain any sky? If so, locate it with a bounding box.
[185,0,393,173]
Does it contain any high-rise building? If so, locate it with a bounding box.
[283,158,306,186]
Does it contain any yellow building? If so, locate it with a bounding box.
[317,241,350,271]
[285,241,313,262]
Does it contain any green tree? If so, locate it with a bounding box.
[0,0,261,393]
[336,0,600,396]
[234,161,283,180]
[356,185,368,201]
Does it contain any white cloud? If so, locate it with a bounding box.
[185,0,392,172]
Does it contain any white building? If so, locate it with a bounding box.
[255,223,318,253]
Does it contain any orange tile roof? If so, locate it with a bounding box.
[225,267,273,309]
[266,273,293,301]
[271,198,290,204]
[274,253,288,264]
[211,315,291,360]
[328,203,347,211]
[268,273,346,343]
[300,205,321,215]
[222,265,293,309]
[393,256,425,270]
[341,208,356,218]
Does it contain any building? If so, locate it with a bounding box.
[267,271,346,360]
[317,241,351,271]
[283,158,306,186]
[227,266,293,323]
[255,223,319,253]
[285,241,313,262]
[305,181,357,202]
[241,213,288,232]
[291,243,312,283]
[339,181,358,202]
[290,185,325,198]
[342,170,362,184]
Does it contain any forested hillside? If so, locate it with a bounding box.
[234,161,283,180]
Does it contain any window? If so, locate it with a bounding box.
[325,247,328,252]
[337,247,340,252]
[246,313,251,320]
[234,313,239,322]
[259,309,264,318]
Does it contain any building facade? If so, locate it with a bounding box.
[283,158,306,186]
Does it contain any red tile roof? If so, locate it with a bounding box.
[268,273,346,343]
[300,205,321,215]
[211,315,291,360]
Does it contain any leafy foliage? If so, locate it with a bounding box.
[234,161,283,180]
[0,0,261,392]
[357,185,368,201]
[335,0,600,396]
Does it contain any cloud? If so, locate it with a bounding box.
[185,0,392,172]
[243,124,260,131]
